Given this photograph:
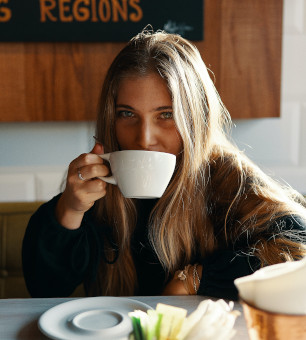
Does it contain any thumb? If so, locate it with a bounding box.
[90,143,104,155]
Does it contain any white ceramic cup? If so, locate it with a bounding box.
[98,150,176,198]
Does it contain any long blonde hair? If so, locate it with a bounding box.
[93,30,306,296]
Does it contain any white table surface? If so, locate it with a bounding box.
[0,295,249,339]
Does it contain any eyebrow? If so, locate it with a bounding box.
[116,104,173,112]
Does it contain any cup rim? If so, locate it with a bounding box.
[110,150,176,156]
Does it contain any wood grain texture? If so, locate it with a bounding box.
[218,0,283,119]
[0,0,282,121]
[0,42,125,121]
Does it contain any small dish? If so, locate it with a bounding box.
[38,296,152,340]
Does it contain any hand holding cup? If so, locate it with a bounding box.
[56,143,109,229]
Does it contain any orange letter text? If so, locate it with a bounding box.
[129,0,142,22]
[0,0,12,22]
[40,0,57,22]
[59,0,73,22]
[111,0,128,22]
[98,0,111,22]
[73,0,90,22]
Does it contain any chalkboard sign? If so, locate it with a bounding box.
[0,0,204,42]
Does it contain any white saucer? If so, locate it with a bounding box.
[38,297,152,340]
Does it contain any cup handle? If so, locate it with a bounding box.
[98,153,117,185]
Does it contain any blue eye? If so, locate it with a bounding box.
[117,111,134,118]
[160,112,173,119]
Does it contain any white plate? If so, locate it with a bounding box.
[38,297,152,340]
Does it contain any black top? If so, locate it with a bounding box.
[22,194,306,300]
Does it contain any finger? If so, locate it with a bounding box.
[68,142,105,173]
[69,153,103,174]
[61,177,107,213]
[77,163,109,182]
[90,143,104,155]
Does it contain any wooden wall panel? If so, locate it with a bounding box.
[218,0,283,119]
[0,42,125,121]
[0,0,282,121]
[0,44,27,121]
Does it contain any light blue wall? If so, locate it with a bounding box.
[0,122,95,167]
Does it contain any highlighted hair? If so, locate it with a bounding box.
[92,30,306,296]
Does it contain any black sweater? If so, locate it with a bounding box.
[22,194,306,300]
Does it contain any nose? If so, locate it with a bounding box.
[135,120,158,150]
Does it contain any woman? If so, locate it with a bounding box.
[22,30,306,300]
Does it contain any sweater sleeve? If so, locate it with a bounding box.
[22,194,99,298]
[197,215,306,300]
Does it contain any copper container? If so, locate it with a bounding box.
[241,299,306,340]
